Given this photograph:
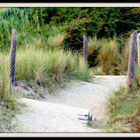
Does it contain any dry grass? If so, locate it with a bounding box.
[98,38,121,75]
[88,36,100,55]
[120,37,131,72]
[47,33,66,49]
[88,36,129,75]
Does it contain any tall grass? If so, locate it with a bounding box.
[21,31,66,50]
[0,54,13,102]
[88,36,101,56]
[120,37,131,72]
[14,47,91,92]
[87,36,128,75]
[46,33,66,49]
[98,38,121,75]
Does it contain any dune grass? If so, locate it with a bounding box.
[120,37,131,73]
[88,37,123,75]
[13,47,92,92]
[88,36,101,56]
[88,36,130,75]
[46,33,66,50]
[98,38,121,75]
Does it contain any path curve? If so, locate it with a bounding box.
[11,75,127,132]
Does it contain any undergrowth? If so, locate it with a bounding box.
[106,87,140,132]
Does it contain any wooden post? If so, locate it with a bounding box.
[137,33,140,68]
[10,29,17,86]
[136,32,140,86]
[126,31,138,92]
[83,35,88,65]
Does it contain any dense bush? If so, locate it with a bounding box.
[0,7,140,50]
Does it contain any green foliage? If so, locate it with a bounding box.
[62,17,92,51]
[0,8,61,49]
[0,7,140,51]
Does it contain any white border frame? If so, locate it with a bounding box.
[0,3,140,137]
[0,3,140,7]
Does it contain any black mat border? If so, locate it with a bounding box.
[0,0,140,3]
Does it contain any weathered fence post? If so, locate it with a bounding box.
[137,33,140,68]
[126,31,138,92]
[83,35,88,65]
[10,29,17,86]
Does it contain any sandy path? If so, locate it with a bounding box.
[43,75,127,123]
[12,98,100,132]
[11,75,127,132]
